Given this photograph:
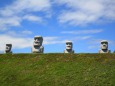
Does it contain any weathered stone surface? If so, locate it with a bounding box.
[99,40,110,53]
[32,36,44,53]
[64,41,74,53]
[5,44,12,53]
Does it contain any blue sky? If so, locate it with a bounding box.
[0,0,115,53]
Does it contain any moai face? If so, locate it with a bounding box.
[66,41,72,50]
[34,36,43,47]
[5,44,12,52]
[101,40,108,50]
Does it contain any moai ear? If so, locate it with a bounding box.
[41,46,44,53]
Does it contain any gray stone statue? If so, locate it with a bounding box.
[64,41,74,53]
[99,40,110,53]
[32,36,44,53]
[5,44,12,53]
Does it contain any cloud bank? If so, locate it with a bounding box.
[0,0,51,30]
[56,0,115,25]
[61,29,103,34]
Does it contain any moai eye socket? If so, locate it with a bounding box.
[101,42,104,44]
[101,41,108,44]
[66,43,72,45]
[105,42,108,44]
[34,38,37,40]
[101,42,108,45]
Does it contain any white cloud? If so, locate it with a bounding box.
[58,11,98,25]
[0,16,21,26]
[0,34,66,52]
[61,29,103,34]
[23,15,43,22]
[56,0,115,25]
[5,30,33,37]
[0,34,33,52]
[44,37,66,45]
[88,39,103,44]
[73,36,92,40]
[0,16,22,31]
[88,45,99,50]
[21,30,33,35]
[0,0,51,30]
[0,0,51,16]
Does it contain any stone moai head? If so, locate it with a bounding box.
[66,41,73,50]
[34,36,43,47]
[101,40,108,50]
[5,44,12,52]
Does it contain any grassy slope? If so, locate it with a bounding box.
[0,54,115,86]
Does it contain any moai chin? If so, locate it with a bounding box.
[64,41,74,53]
[99,40,110,53]
[32,36,44,53]
[5,44,12,53]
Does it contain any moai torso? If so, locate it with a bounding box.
[5,44,12,53]
[99,40,110,53]
[64,41,74,53]
[32,36,44,53]
[99,50,110,53]
[64,49,74,53]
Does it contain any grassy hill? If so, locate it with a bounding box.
[0,54,115,86]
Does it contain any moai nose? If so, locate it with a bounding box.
[103,45,106,47]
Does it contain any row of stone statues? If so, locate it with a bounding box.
[5,36,111,54]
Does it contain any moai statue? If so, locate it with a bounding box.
[32,36,44,53]
[5,44,12,53]
[64,41,74,53]
[99,40,110,53]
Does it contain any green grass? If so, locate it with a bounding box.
[0,54,115,86]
